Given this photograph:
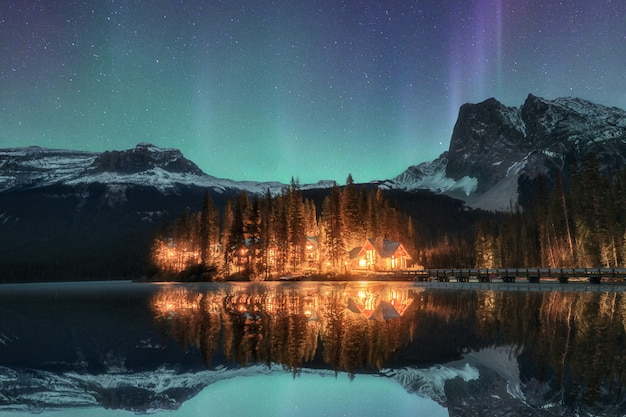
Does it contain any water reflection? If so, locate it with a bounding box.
[151,283,418,373]
[3,282,626,415]
[150,283,626,411]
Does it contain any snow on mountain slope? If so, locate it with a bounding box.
[0,143,333,195]
[0,364,449,414]
[387,94,626,211]
[0,146,97,191]
[382,152,478,197]
[3,95,625,212]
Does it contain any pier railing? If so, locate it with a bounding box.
[386,268,626,284]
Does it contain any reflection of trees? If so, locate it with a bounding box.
[151,285,626,406]
[151,283,418,373]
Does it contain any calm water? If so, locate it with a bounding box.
[1,280,625,416]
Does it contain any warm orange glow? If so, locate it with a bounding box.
[150,288,201,318]
[151,283,418,333]
[152,239,205,273]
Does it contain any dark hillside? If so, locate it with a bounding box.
[0,184,239,282]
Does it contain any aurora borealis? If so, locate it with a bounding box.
[1,1,625,184]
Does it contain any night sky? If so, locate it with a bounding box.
[1,1,625,184]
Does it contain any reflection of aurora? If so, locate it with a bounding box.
[151,283,419,372]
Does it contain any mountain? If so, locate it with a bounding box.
[385,94,626,211]
[0,143,342,281]
[0,142,335,195]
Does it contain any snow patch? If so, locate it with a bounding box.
[388,156,478,196]
[0,334,13,345]
[465,345,525,402]
[0,365,447,416]
[382,362,479,404]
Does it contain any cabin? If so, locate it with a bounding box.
[349,237,411,271]
[231,238,259,272]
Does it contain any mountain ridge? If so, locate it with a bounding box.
[387,94,626,211]
[2,94,625,212]
[0,142,335,195]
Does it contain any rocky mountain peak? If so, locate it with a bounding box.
[446,97,527,193]
[390,94,626,211]
[90,143,205,176]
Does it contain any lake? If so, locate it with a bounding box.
[1,280,625,416]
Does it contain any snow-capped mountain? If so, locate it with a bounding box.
[0,142,334,195]
[379,152,478,199]
[0,142,343,281]
[385,94,626,211]
[2,94,625,211]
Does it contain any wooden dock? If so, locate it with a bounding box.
[387,268,626,284]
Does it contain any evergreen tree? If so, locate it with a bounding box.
[342,174,362,250]
[259,189,274,279]
[228,192,249,273]
[273,194,290,275]
[221,200,234,275]
[287,178,306,271]
[321,185,345,271]
[199,189,218,268]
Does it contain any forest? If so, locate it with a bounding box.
[151,174,417,280]
[475,153,626,269]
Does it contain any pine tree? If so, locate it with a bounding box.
[342,174,362,250]
[200,189,218,268]
[579,154,603,266]
[287,178,306,271]
[221,200,234,275]
[304,199,318,237]
[259,189,274,279]
[321,185,345,271]
[273,194,290,275]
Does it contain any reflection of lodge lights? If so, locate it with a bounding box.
[152,285,414,323]
[305,243,313,250]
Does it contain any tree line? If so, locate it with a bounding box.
[151,175,417,280]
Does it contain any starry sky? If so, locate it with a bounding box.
[1,1,625,184]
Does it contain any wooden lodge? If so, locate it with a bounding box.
[349,237,412,272]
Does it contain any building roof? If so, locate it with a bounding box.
[367,238,402,259]
[349,246,363,260]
